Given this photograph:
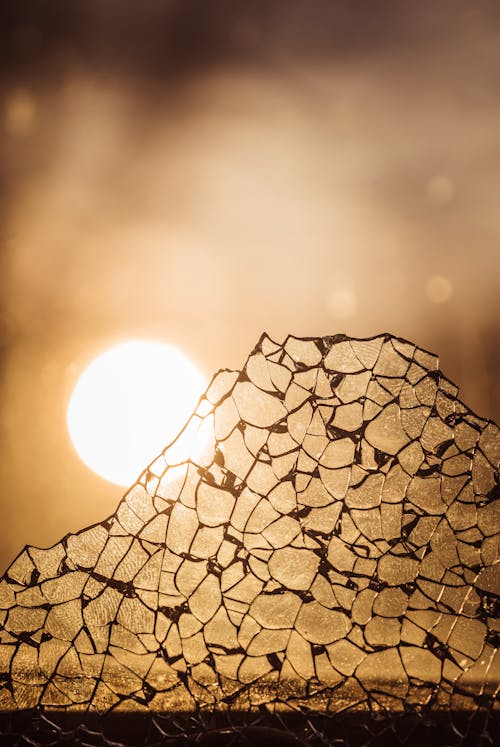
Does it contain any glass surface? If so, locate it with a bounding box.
[0,334,498,745]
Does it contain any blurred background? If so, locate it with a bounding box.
[0,0,499,572]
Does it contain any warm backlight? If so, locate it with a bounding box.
[67,341,205,486]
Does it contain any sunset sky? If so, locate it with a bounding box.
[1,0,499,571]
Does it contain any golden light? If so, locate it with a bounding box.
[67,340,206,486]
[1,333,498,742]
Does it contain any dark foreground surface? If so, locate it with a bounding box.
[0,710,498,747]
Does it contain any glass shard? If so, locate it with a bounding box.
[0,333,498,746]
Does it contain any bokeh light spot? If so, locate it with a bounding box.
[425,275,453,304]
[4,88,37,137]
[426,174,455,205]
[326,287,357,318]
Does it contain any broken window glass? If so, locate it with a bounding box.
[0,334,498,746]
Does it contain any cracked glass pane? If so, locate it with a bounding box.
[0,334,498,746]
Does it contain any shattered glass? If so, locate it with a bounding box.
[0,334,498,746]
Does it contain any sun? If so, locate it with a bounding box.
[67,340,206,486]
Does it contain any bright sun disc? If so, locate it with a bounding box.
[67,341,205,486]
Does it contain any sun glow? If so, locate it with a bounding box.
[67,341,206,486]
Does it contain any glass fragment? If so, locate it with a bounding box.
[0,333,498,745]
